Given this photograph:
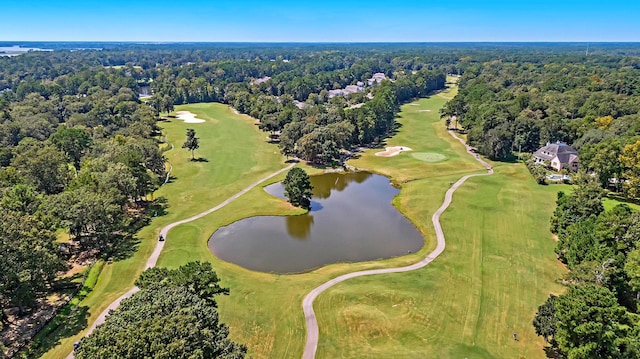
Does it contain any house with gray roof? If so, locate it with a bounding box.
[533,141,579,172]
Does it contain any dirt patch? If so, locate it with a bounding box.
[374,146,412,157]
[175,111,206,123]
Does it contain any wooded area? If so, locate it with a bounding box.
[1,43,639,358]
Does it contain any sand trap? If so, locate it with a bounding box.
[417,110,432,112]
[375,146,413,157]
[175,111,206,123]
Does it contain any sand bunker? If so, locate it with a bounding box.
[375,146,413,157]
[175,111,206,123]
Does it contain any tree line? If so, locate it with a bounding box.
[441,58,640,198]
[533,175,640,357]
[0,67,165,335]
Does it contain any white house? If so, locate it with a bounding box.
[533,141,579,172]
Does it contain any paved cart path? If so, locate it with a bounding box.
[66,161,295,358]
[301,131,493,359]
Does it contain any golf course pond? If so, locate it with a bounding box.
[208,172,424,273]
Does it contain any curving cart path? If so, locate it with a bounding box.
[301,130,493,359]
[66,160,296,358]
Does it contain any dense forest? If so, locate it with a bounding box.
[441,56,640,197]
[533,176,640,357]
[1,43,640,357]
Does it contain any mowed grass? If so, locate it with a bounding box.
[311,85,567,358]
[157,84,565,358]
[153,90,487,358]
[350,95,480,183]
[45,82,567,358]
[42,103,288,358]
[314,163,566,358]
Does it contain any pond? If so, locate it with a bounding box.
[208,172,424,273]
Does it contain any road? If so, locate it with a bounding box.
[301,130,492,359]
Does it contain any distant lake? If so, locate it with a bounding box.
[208,172,424,273]
[0,45,52,56]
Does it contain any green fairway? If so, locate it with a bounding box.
[308,89,566,358]
[44,83,567,359]
[313,163,566,358]
[158,83,565,358]
[41,103,289,358]
[154,85,498,358]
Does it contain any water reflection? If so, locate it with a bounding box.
[208,172,423,273]
[286,214,314,240]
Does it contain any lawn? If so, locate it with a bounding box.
[159,83,564,358]
[45,82,567,358]
[152,88,488,358]
[41,103,289,358]
[313,163,566,358]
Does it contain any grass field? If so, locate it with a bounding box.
[151,88,489,358]
[158,83,564,358]
[313,163,566,358]
[45,82,567,358]
[41,103,289,358]
[309,92,566,358]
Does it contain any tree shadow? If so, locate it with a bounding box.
[190,157,209,162]
[284,158,300,164]
[157,118,170,123]
[162,174,178,184]
[387,121,403,137]
[606,193,640,206]
[543,345,560,358]
[19,305,89,358]
[152,196,170,217]
[105,234,141,262]
[51,275,83,291]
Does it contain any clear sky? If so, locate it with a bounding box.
[1,0,639,42]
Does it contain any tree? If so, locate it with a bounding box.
[279,120,307,158]
[555,285,630,359]
[12,140,71,195]
[580,139,624,191]
[620,140,640,198]
[49,127,93,169]
[50,188,128,252]
[74,286,246,359]
[283,167,313,210]
[625,248,640,301]
[182,128,200,160]
[136,261,229,306]
[76,262,245,358]
[533,294,558,344]
[0,209,64,315]
[551,176,604,235]
[162,94,174,115]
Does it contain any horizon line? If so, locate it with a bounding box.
[2,41,640,44]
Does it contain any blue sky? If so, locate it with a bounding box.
[1,0,639,42]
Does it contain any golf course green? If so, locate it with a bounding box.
[411,152,448,162]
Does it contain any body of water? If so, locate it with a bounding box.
[208,172,424,273]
